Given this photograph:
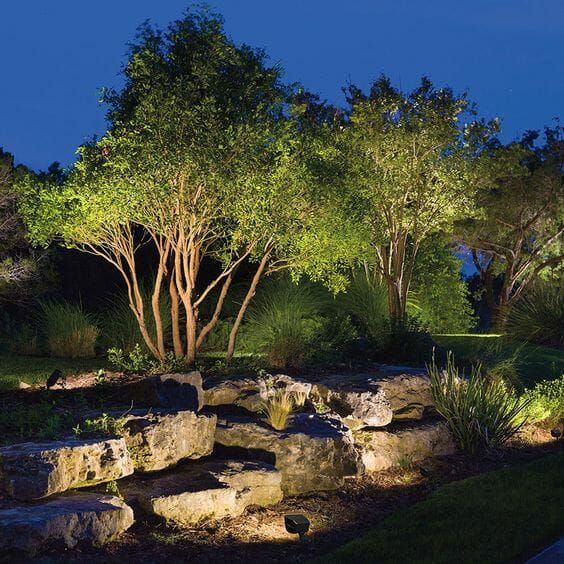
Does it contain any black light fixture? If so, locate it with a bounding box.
[285,514,310,541]
[46,369,63,389]
[550,428,562,440]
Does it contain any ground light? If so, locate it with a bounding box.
[550,428,561,440]
[284,514,310,541]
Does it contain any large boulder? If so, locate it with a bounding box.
[124,372,204,411]
[0,493,134,555]
[120,409,217,472]
[203,377,262,412]
[121,460,282,525]
[0,438,134,501]
[214,414,361,496]
[353,420,456,473]
[312,369,433,427]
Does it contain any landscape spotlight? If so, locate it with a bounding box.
[550,428,561,440]
[284,514,310,541]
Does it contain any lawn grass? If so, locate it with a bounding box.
[433,334,563,387]
[0,353,104,391]
[321,451,564,564]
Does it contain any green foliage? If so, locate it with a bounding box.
[108,344,189,374]
[341,273,389,345]
[105,480,123,500]
[428,352,530,453]
[102,282,172,353]
[78,413,127,437]
[243,277,354,369]
[0,401,70,443]
[506,280,563,347]
[520,376,564,424]
[410,234,476,333]
[41,301,99,358]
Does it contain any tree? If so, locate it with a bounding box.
[17,9,339,363]
[337,77,500,323]
[459,126,563,329]
[0,149,48,302]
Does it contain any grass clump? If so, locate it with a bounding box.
[41,301,99,358]
[261,388,295,431]
[322,452,564,564]
[428,352,530,453]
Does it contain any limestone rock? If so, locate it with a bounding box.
[214,414,361,496]
[376,370,433,417]
[203,377,262,412]
[122,460,282,525]
[353,420,456,473]
[121,409,217,472]
[0,438,134,501]
[0,493,134,555]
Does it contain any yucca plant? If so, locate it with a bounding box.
[428,352,531,454]
[41,301,100,358]
[261,388,295,431]
[506,281,564,347]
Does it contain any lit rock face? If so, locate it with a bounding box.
[353,420,456,473]
[0,494,134,555]
[312,369,433,427]
[214,414,361,496]
[0,438,134,501]
[120,409,217,472]
[203,377,262,412]
[122,460,282,525]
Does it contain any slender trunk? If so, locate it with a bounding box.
[226,251,271,362]
[196,273,233,349]
[151,251,168,359]
[169,274,184,358]
[185,307,197,364]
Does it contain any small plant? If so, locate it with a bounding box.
[94,369,107,385]
[41,300,99,358]
[0,401,70,442]
[108,344,152,373]
[428,352,531,454]
[261,388,295,431]
[105,480,123,499]
[313,398,331,415]
[520,376,564,425]
[82,413,127,437]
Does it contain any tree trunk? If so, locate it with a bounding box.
[169,274,184,358]
[226,251,271,362]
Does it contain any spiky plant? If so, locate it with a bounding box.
[261,388,295,431]
[428,352,531,454]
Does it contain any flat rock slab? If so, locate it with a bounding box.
[121,409,217,472]
[214,414,361,496]
[0,438,134,500]
[122,460,282,525]
[353,420,456,473]
[0,493,134,555]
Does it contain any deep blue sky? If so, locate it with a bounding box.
[1,0,562,171]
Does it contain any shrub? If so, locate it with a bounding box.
[428,352,530,453]
[102,282,172,354]
[108,344,189,374]
[506,281,563,347]
[41,301,99,358]
[243,277,334,369]
[77,413,127,437]
[520,376,564,424]
[261,388,295,431]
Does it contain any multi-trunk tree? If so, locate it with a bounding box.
[16,10,343,363]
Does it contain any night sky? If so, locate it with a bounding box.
[1,0,562,171]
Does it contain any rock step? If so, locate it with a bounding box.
[353,419,456,473]
[0,438,134,501]
[121,460,283,525]
[91,408,217,473]
[0,493,134,555]
[214,414,361,496]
